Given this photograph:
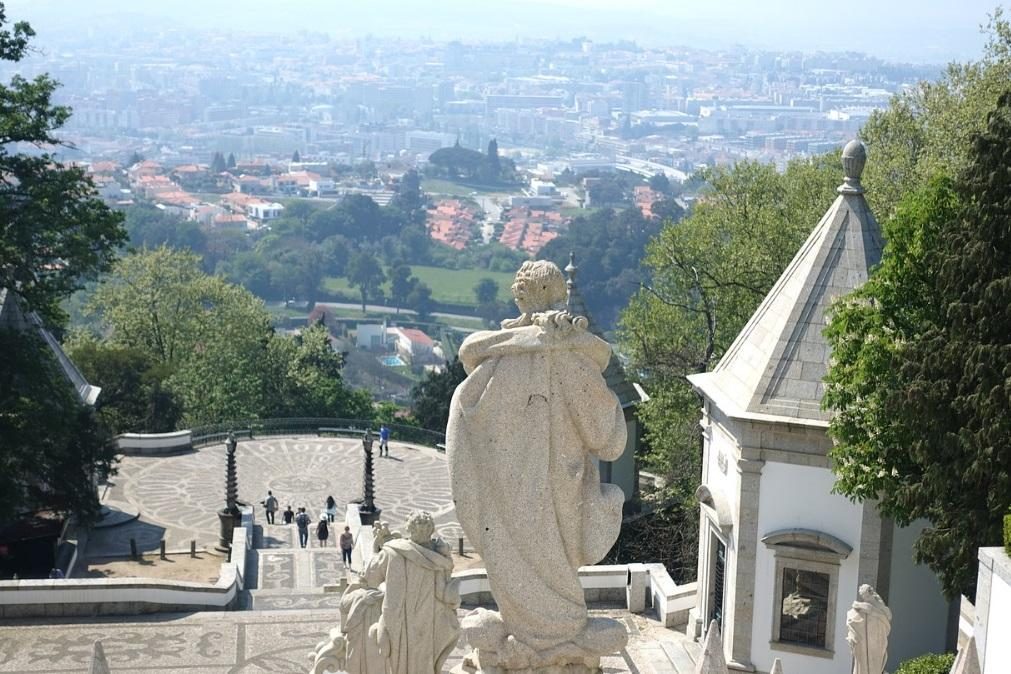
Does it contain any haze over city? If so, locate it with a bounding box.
[8,0,1001,62]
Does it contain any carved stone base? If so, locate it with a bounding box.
[451,650,602,674]
[452,608,625,674]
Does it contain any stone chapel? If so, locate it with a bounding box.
[686,140,954,673]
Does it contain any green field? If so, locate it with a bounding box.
[324,265,514,307]
[421,178,506,198]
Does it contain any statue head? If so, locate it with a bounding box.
[510,260,567,315]
[405,510,436,544]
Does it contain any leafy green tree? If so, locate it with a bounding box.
[0,327,114,524]
[825,93,1011,599]
[346,251,385,312]
[619,156,840,493]
[264,322,373,419]
[0,7,125,322]
[389,264,415,314]
[862,9,1011,219]
[319,235,351,278]
[124,204,206,252]
[87,247,277,425]
[407,281,434,321]
[473,277,499,305]
[410,358,466,431]
[67,335,181,433]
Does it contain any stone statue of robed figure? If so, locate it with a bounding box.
[447,260,628,673]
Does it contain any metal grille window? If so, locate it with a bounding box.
[710,537,726,631]
[778,567,829,647]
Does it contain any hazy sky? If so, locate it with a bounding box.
[7,0,1006,63]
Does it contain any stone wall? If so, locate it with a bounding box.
[0,507,253,619]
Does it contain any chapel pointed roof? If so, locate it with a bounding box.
[565,252,645,409]
[687,140,882,426]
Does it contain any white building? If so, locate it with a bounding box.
[247,201,284,221]
[686,141,952,673]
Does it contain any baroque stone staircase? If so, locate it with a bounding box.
[244,521,353,611]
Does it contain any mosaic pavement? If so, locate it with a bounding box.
[0,608,697,673]
[90,438,461,558]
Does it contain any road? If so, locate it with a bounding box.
[286,301,485,325]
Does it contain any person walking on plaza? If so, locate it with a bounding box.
[379,424,390,457]
[316,514,330,547]
[295,507,311,548]
[324,495,337,522]
[263,490,279,524]
[282,505,294,525]
[340,526,354,569]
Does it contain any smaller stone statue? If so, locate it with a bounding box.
[372,520,401,554]
[309,511,459,674]
[846,584,892,674]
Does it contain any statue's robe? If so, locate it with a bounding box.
[446,323,626,650]
[368,538,460,674]
[339,583,385,674]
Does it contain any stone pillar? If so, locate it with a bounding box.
[358,430,381,525]
[727,456,763,672]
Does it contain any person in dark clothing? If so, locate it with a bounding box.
[316,515,330,547]
[282,505,294,524]
[295,507,311,548]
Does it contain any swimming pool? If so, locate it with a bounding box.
[380,355,406,367]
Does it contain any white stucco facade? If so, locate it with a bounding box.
[975,547,1011,674]
[751,462,863,674]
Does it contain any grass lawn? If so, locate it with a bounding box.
[324,265,514,306]
[410,265,514,304]
[421,178,506,198]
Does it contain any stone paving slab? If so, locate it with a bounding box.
[0,608,697,673]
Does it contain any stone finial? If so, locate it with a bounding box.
[949,634,981,674]
[89,641,111,674]
[770,658,784,674]
[839,139,867,195]
[565,251,578,313]
[694,620,729,674]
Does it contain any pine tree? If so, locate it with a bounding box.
[226,152,236,169]
[292,149,301,163]
[825,91,1011,599]
[210,151,227,173]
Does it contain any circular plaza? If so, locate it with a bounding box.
[89,436,460,558]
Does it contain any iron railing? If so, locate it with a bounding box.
[189,417,446,450]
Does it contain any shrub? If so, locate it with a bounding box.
[1004,512,1011,555]
[895,653,955,674]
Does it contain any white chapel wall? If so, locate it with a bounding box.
[885,520,951,669]
[751,461,863,674]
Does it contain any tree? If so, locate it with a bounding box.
[406,281,434,321]
[346,251,385,312]
[619,155,840,496]
[0,8,125,322]
[862,9,1011,219]
[473,277,499,305]
[67,335,181,434]
[389,264,415,314]
[128,151,144,166]
[824,93,1011,599]
[87,247,277,425]
[263,322,373,419]
[292,149,301,163]
[411,358,466,431]
[648,173,671,195]
[124,204,206,252]
[226,152,236,169]
[0,327,115,525]
[210,151,227,173]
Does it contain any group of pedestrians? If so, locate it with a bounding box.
[261,490,355,567]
